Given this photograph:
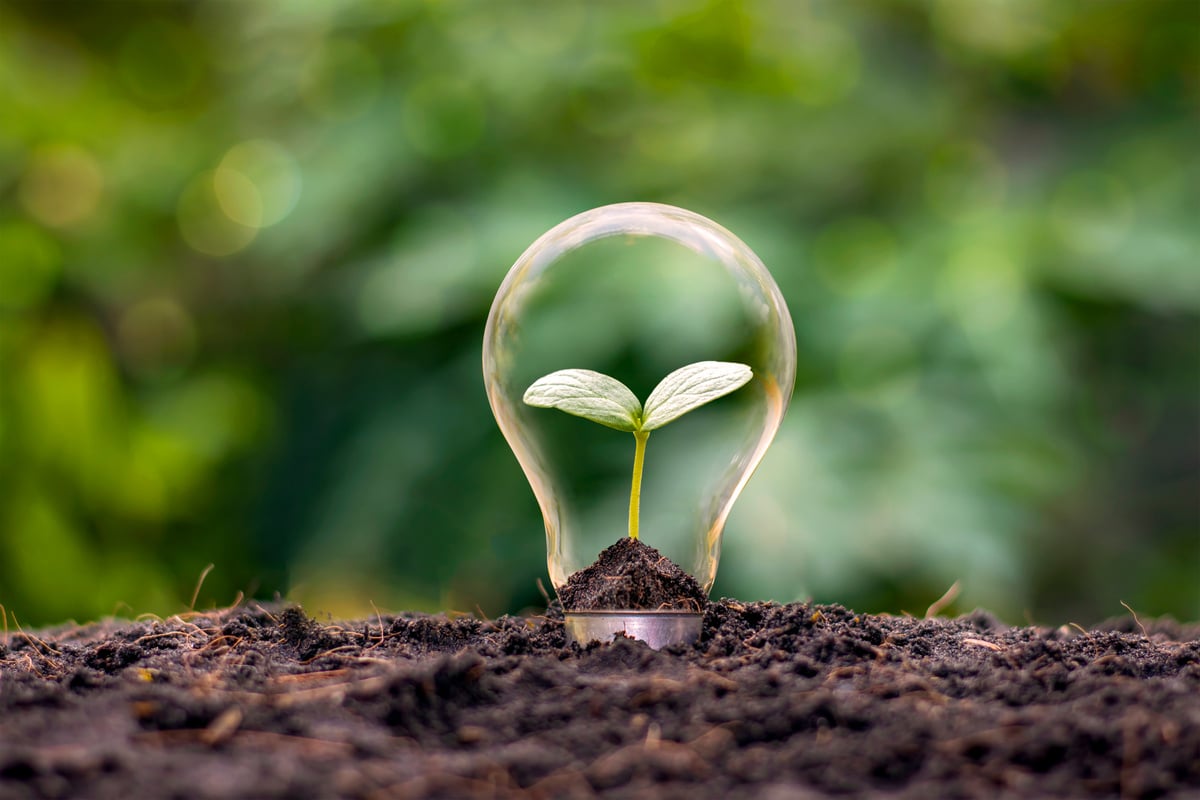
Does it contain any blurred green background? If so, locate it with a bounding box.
[1,0,1196,627]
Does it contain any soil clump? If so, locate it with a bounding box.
[1,600,1197,799]
[556,537,707,611]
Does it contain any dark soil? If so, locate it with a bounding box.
[1,601,1198,800]
[556,538,707,612]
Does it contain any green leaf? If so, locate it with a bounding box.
[523,369,642,432]
[641,361,753,431]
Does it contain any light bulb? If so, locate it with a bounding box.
[483,202,796,647]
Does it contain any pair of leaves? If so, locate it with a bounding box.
[523,360,753,433]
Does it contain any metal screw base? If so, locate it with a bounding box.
[564,610,703,650]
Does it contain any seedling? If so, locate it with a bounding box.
[523,361,752,541]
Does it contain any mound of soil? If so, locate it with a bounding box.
[557,537,707,612]
[1,601,1198,799]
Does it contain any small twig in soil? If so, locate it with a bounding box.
[824,666,865,684]
[246,673,394,708]
[195,634,244,655]
[299,645,361,665]
[925,580,962,619]
[8,611,61,655]
[270,669,352,685]
[2,611,63,676]
[228,590,245,609]
[1120,600,1149,638]
[368,602,387,650]
[322,625,366,640]
[961,637,1003,652]
[190,564,216,611]
[174,591,246,623]
[201,706,244,746]
[162,619,212,648]
[659,598,702,613]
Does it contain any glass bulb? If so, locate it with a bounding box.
[483,202,795,641]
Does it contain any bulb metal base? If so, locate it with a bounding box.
[564,610,703,650]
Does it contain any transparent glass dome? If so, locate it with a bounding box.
[484,202,796,597]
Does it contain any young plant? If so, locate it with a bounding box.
[523,361,753,541]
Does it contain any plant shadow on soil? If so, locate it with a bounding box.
[1,598,1198,799]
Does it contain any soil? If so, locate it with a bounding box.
[1,601,1198,800]
[556,538,707,612]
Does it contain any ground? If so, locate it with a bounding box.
[1,600,1197,799]
[558,538,707,611]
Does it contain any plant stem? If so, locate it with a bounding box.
[628,430,649,540]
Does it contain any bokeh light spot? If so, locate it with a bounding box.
[216,140,302,228]
[932,0,1056,57]
[18,143,104,228]
[213,165,264,229]
[177,170,258,256]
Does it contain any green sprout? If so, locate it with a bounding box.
[523,361,753,541]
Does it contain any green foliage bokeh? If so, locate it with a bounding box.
[0,1,1196,626]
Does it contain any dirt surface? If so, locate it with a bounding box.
[1,601,1198,800]
[557,538,707,612]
